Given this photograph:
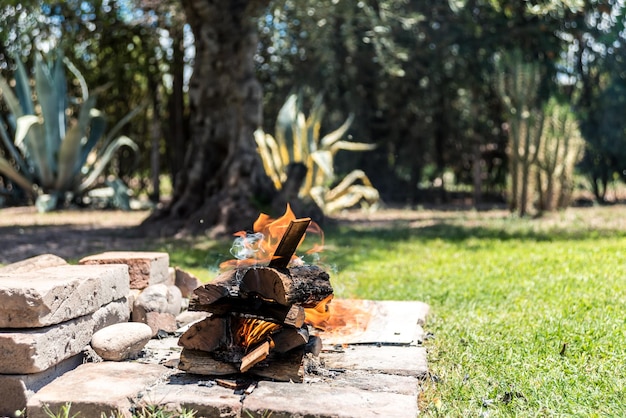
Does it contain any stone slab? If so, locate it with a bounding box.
[0,264,130,328]
[307,370,421,396]
[26,362,172,418]
[0,298,129,374]
[0,254,67,274]
[136,371,242,417]
[319,300,429,346]
[0,353,84,417]
[321,345,428,378]
[136,336,182,368]
[79,251,170,290]
[243,380,419,418]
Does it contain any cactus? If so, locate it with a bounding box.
[494,49,545,216]
[536,98,585,211]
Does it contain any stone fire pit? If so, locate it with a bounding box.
[0,252,429,418]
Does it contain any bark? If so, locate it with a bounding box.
[190,265,333,310]
[143,0,275,236]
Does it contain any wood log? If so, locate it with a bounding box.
[179,347,305,382]
[251,347,305,382]
[191,265,332,309]
[268,218,311,268]
[190,298,305,328]
[191,269,240,306]
[271,327,309,353]
[240,340,272,372]
[178,348,238,375]
[240,265,333,307]
[178,316,230,352]
[305,335,322,356]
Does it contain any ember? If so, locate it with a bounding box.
[178,206,333,382]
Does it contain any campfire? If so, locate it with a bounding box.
[177,206,334,382]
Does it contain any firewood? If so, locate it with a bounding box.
[250,347,305,382]
[189,298,305,328]
[305,335,322,356]
[179,344,306,382]
[178,316,228,352]
[191,265,332,309]
[271,327,309,353]
[178,348,239,375]
[240,265,333,307]
[240,340,272,372]
[268,218,311,268]
[191,269,240,306]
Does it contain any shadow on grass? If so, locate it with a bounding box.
[325,220,626,246]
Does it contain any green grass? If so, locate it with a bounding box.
[155,207,626,416]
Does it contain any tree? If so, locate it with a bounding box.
[142,0,276,236]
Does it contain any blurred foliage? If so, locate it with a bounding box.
[255,93,379,213]
[536,97,585,211]
[1,0,626,210]
[0,49,141,211]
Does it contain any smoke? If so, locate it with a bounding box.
[229,232,266,260]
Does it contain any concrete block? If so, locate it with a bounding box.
[79,251,169,290]
[0,299,129,374]
[26,362,172,418]
[0,254,67,274]
[321,345,428,378]
[0,264,130,328]
[244,380,419,418]
[0,354,84,417]
[137,372,241,417]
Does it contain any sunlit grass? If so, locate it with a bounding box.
[157,206,626,416]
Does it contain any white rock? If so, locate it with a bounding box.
[91,322,153,361]
[133,284,183,317]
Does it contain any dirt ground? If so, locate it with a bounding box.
[0,206,152,264]
[2,204,626,265]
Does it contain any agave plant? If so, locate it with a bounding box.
[0,49,141,211]
[255,93,379,214]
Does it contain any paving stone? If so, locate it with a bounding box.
[26,362,172,418]
[307,370,421,396]
[244,380,419,418]
[91,322,153,361]
[136,371,241,417]
[138,336,182,367]
[321,345,428,378]
[320,300,429,346]
[79,251,170,290]
[0,254,67,274]
[0,299,128,374]
[0,264,130,328]
[0,353,84,417]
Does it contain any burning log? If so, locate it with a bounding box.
[177,210,333,382]
[190,265,333,310]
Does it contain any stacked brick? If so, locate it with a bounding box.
[0,251,202,416]
[0,255,130,415]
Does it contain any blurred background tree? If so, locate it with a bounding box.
[1,0,626,233]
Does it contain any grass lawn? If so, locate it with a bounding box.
[160,206,626,417]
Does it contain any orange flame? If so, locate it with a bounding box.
[220,204,323,269]
[236,318,280,350]
[304,295,334,330]
[305,298,372,335]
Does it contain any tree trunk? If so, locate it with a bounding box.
[143,0,275,236]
